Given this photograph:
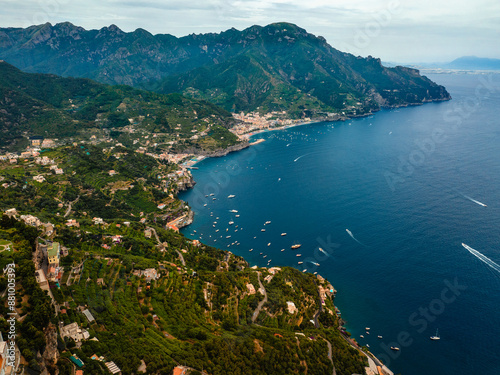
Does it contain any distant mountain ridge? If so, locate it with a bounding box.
[0,22,451,117]
[445,56,500,70]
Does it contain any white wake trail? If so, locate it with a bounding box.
[462,243,500,274]
[461,193,487,207]
[346,229,367,247]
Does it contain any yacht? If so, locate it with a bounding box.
[281,233,287,236]
[228,194,236,198]
[430,329,440,340]
[390,347,400,351]
[291,244,301,249]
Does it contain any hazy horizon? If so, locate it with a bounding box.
[1,0,499,63]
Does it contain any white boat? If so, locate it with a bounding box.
[235,214,240,217]
[230,210,238,213]
[360,335,364,338]
[430,329,440,341]
[291,244,301,249]
[228,194,236,198]
[267,243,271,246]
[298,261,303,264]
[265,221,271,225]
[390,347,400,351]
[302,269,307,272]
[261,229,266,232]
[365,327,370,331]
[377,335,383,339]
[281,233,287,236]
[229,221,234,225]
[296,254,301,257]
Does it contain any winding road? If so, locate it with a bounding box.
[251,272,268,323]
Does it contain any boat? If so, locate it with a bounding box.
[302,269,307,272]
[203,204,207,207]
[377,335,383,339]
[360,335,364,338]
[296,254,301,257]
[261,229,266,232]
[229,210,238,213]
[263,255,267,258]
[365,327,370,331]
[229,221,234,225]
[281,233,287,236]
[291,244,301,249]
[298,261,303,264]
[281,249,285,252]
[390,347,400,351]
[235,214,240,217]
[267,243,271,246]
[430,329,440,341]
[265,221,271,225]
[228,194,236,198]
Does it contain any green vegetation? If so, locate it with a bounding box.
[0,142,369,374]
[0,22,450,119]
[0,61,238,152]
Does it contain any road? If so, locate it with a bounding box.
[323,338,337,375]
[64,195,80,218]
[251,272,268,323]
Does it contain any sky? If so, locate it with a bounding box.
[1,0,499,63]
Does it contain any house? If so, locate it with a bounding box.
[4,209,17,218]
[246,284,256,295]
[33,175,45,183]
[108,170,117,176]
[41,139,55,148]
[167,223,179,232]
[286,301,297,314]
[157,203,166,209]
[93,217,104,225]
[65,219,79,228]
[60,322,90,342]
[55,168,64,175]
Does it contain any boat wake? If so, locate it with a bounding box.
[346,229,368,247]
[294,153,311,162]
[461,193,487,207]
[318,247,330,257]
[462,243,500,274]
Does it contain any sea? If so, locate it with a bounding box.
[179,73,500,375]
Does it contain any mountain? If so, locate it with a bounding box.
[0,22,450,118]
[0,61,238,151]
[445,56,500,70]
[0,144,370,375]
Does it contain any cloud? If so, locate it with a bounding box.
[0,0,499,62]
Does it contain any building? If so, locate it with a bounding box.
[105,361,121,374]
[286,301,298,314]
[60,322,90,342]
[33,175,46,183]
[48,242,60,268]
[82,309,95,323]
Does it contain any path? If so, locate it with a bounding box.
[251,272,268,323]
[323,338,337,375]
[64,195,80,218]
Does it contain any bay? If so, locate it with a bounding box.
[179,73,500,375]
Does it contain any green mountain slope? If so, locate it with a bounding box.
[0,22,450,117]
[0,61,238,151]
[0,145,370,375]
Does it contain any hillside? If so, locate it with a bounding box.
[0,22,451,118]
[0,61,239,152]
[0,145,372,375]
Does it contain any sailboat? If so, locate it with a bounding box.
[430,329,440,340]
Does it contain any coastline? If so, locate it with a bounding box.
[177,117,395,374]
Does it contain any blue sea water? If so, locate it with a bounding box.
[179,73,500,375]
